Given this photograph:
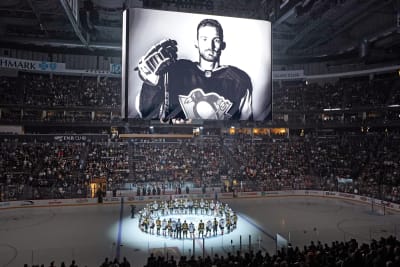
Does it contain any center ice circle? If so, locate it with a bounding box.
[137,198,238,239]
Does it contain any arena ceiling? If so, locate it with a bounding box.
[0,0,399,64]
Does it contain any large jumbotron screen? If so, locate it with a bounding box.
[122,8,272,121]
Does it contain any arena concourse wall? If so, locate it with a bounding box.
[1,190,399,213]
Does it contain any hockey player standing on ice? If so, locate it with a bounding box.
[136,19,253,121]
[189,221,195,239]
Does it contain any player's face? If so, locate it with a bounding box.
[197,25,223,62]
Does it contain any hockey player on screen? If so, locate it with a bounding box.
[136,19,253,121]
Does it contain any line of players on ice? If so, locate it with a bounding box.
[138,198,238,239]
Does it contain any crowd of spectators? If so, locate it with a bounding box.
[85,142,130,191]
[132,137,228,194]
[143,235,400,267]
[272,75,400,125]
[1,130,400,204]
[1,72,400,267]
[0,73,121,122]
[0,139,130,200]
[1,71,400,202]
[20,235,400,267]
[21,73,121,108]
[225,136,314,192]
[1,72,400,125]
[0,138,87,199]
[224,132,400,203]
[273,75,397,111]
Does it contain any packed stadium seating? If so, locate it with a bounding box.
[142,235,400,267]
[1,72,400,125]
[1,68,400,267]
[2,1,400,266]
[1,130,399,204]
[22,235,400,267]
[0,73,121,122]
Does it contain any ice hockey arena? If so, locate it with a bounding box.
[1,1,400,267]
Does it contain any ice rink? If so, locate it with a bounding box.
[1,196,399,267]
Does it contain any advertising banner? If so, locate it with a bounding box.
[0,57,66,72]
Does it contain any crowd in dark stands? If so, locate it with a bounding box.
[273,75,398,111]
[225,132,400,203]
[1,71,400,267]
[143,235,400,267]
[0,139,129,200]
[272,75,400,125]
[0,139,87,199]
[85,142,129,190]
[21,73,121,108]
[22,235,400,267]
[1,72,400,125]
[1,131,400,204]
[0,73,121,122]
[132,137,228,193]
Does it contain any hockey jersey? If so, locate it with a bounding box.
[138,59,252,120]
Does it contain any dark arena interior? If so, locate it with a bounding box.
[1,0,400,267]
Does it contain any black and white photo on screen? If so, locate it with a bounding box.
[122,8,272,121]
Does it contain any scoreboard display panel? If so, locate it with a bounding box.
[122,8,272,121]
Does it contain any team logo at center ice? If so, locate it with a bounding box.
[179,88,233,119]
